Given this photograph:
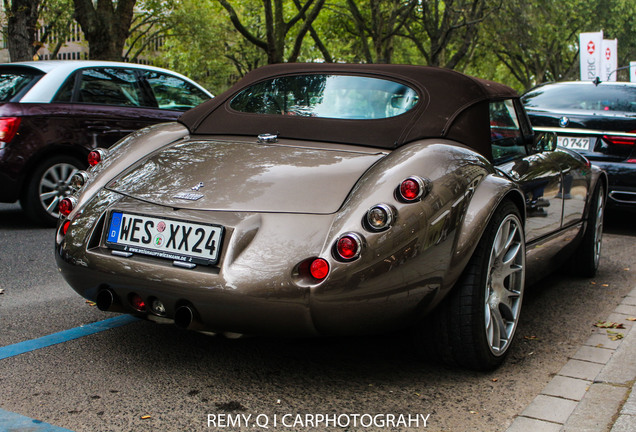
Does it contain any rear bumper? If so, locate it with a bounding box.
[0,167,20,203]
[592,161,636,209]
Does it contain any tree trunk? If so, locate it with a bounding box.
[6,0,41,62]
[73,0,136,60]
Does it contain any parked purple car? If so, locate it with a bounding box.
[0,60,212,225]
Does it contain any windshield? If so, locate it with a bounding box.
[0,68,44,102]
[522,83,636,113]
[230,74,419,120]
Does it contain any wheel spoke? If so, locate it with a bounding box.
[46,196,60,212]
[40,190,59,201]
[487,303,507,352]
[40,178,57,190]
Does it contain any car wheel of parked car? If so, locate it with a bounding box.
[422,201,525,370]
[569,183,605,278]
[22,156,83,226]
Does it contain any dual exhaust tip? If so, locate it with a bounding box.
[95,289,200,330]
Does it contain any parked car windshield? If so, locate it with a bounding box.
[0,68,44,102]
[230,74,419,120]
[522,83,636,113]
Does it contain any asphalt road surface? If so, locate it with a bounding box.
[0,202,634,432]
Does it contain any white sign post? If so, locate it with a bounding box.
[601,39,618,81]
[580,31,603,81]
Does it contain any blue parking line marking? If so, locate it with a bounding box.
[0,315,139,360]
[0,408,74,431]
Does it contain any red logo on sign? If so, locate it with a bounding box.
[605,47,612,60]
[587,41,595,54]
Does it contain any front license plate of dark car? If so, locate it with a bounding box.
[105,211,223,266]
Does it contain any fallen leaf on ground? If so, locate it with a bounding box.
[627,317,636,322]
[524,335,538,340]
[607,330,624,341]
[595,321,625,329]
[141,415,151,420]
[85,300,96,306]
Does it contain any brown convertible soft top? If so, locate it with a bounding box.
[179,63,518,154]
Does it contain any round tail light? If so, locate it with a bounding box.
[58,197,77,217]
[335,233,362,261]
[399,176,428,202]
[88,148,107,167]
[309,258,330,280]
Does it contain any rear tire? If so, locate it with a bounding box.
[21,156,83,227]
[419,200,526,371]
[569,183,604,278]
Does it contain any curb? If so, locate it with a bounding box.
[506,286,636,432]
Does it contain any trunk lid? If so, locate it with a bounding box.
[106,138,386,214]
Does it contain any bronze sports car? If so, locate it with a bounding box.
[55,63,607,370]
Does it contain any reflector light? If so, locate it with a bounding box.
[62,220,70,235]
[71,171,89,189]
[58,197,76,217]
[310,258,329,280]
[88,149,106,166]
[151,299,166,315]
[335,233,362,260]
[130,294,146,311]
[0,117,21,143]
[366,204,394,231]
[398,176,428,202]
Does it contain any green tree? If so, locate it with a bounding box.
[338,0,417,64]
[73,0,136,60]
[3,0,41,61]
[217,0,326,64]
[124,0,176,62]
[402,0,494,69]
[154,0,263,93]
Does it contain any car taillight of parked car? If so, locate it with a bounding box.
[603,134,636,146]
[88,148,108,167]
[0,117,21,145]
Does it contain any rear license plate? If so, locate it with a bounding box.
[105,212,223,266]
[557,136,591,151]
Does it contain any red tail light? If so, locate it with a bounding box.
[58,197,77,217]
[310,258,330,280]
[335,233,362,260]
[88,148,107,166]
[603,130,636,146]
[398,176,429,202]
[0,117,21,143]
[603,135,636,146]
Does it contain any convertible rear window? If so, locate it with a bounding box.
[229,74,419,120]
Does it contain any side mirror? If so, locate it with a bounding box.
[532,132,557,152]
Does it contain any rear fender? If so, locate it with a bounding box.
[447,174,525,290]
